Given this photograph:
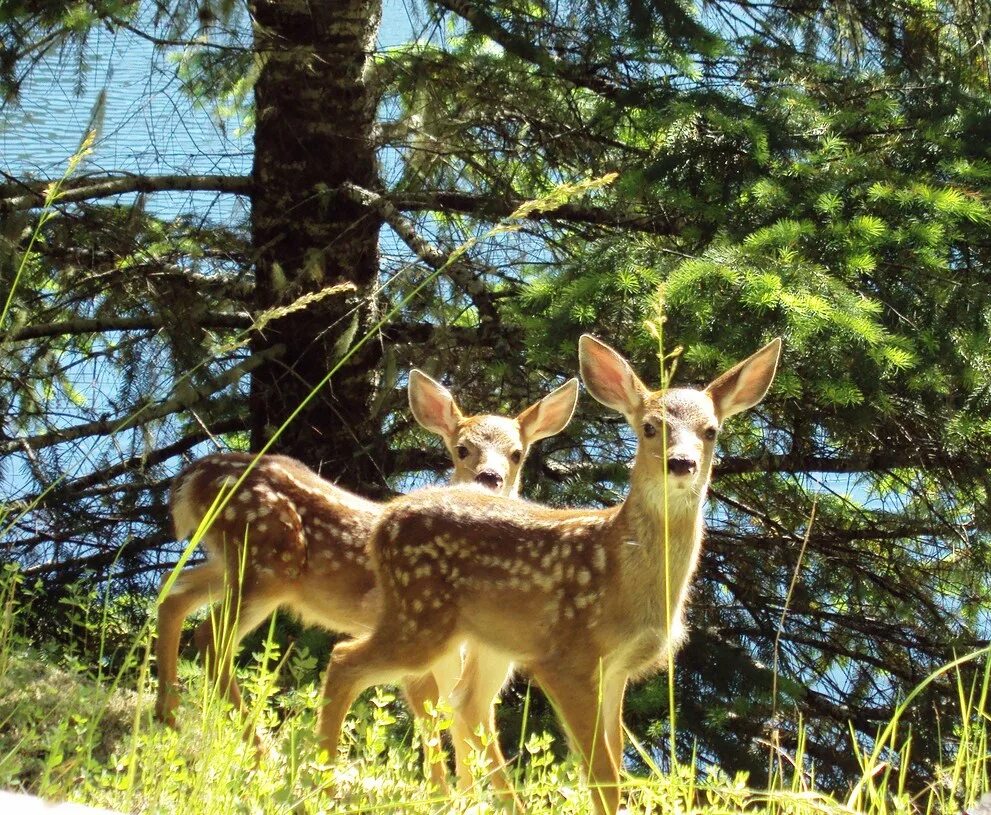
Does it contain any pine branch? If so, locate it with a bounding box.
[342,182,499,321]
[392,191,680,235]
[0,173,252,211]
[0,347,281,455]
[1,173,682,236]
[3,312,253,342]
[12,417,244,510]
[106,15,249,53]
[716,451,979,476]
[23,532,172,580]
[381,321,522,346]
[432,0,627,101]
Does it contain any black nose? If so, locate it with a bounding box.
[667,458,697,477]
[475,470,504,491]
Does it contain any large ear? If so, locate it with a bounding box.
[578,335,648,421]
[408,369,463,442]
[516,378,580,444]
[706,338,782,422]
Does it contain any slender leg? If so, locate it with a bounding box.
[193,582,280,716]
[403,670,451,792]
[449,645,521,810]
[531,662,620,815]
[154,561,223,726]
[317,622,449,763]
[601,673,627,776]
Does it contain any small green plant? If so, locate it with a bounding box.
[0,565,990,815]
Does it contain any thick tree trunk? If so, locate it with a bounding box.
[248,0,385,493]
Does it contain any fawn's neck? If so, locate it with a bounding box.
[614,456,709,625]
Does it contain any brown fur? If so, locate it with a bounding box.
[154,375,578,793]
[315,336,782,815]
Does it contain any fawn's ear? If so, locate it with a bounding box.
[517,378,580,444]
[579,335,647,422]
[705,338,782,422]
[408,369,464,443]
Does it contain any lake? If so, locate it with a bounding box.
[0,0,421,225]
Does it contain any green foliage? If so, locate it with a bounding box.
[3,0,991,793]
[1,578,991,815]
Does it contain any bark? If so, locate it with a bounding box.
[248,0,385,493]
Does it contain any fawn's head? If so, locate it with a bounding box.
[579,335,782,498]
[408,370,579,496]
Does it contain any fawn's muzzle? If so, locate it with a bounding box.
[666,458,697,477]
[475,470,505,491]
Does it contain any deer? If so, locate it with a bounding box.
[154,369,579,791]
[314,335,782,815]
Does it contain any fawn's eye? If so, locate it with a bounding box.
[456,445,470,460]
[643,423,657,438]
[510,450,523,464]
[704,427,717,441]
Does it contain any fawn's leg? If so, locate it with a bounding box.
[317,622,450,763]
[403,668,451,793]
[532,661,619,815]
[155,561,223,726]
[450,645,521,810]
[193,579,279,717]
[601,673,627,776]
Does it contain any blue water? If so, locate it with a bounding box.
[1,0,421,217]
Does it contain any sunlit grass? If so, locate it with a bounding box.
[0,566,988,815]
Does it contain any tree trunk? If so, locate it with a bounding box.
[248,0,385,493]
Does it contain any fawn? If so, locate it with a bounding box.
[315,335,782,815]
[154,370,579,789]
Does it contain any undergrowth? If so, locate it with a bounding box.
[0,566,988,815]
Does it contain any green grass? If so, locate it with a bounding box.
[0,569,988,815]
